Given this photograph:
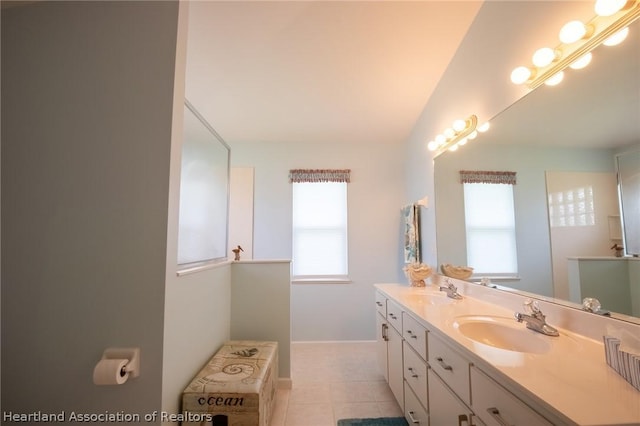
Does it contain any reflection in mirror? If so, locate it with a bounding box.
[434,20,640,324]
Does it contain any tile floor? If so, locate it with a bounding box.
[270,341,404,426]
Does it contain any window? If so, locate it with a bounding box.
[548,186,595,227]
[290,169,350,281]
[460,171,518,276]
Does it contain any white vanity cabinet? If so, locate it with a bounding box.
[376,293,404,408]
[376,288,560,426]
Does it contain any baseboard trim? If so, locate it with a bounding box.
[278,378,293,389]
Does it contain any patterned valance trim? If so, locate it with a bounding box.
[460,170,516,185]
[289,169,351,183]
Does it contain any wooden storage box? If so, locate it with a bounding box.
[182,341,278,426]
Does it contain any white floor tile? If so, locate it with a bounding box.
[270,342,403,426]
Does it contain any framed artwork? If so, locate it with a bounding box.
[402,204,421,263]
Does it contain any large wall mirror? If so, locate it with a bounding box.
[177,100,230,267]
[435,20,639,324]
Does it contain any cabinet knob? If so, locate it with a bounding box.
[376,301,383,307]
[389,313,397,319]
[406,330,418,339]
[487,407,511,426]
[436,356,453,371]
[407,410,421,424]
[407,367,419,378]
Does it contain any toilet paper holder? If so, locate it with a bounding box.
[98,347,140,379]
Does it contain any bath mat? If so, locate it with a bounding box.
[337,417,408,426]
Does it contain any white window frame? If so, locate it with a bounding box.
[291,181,350,284]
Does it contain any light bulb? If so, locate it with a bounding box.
[444,128,455,139]
[477,122,490,133]
[603,27,629,46]
[569,52,592,69]
[452,119,467,132]
[458,137,468,146]
[435,134,446,145]
[467,130,478,140]
[532,47,557,67]
[448,144,459,152]
[427,141,438,151]
[510,66,532,84]
[545,71,564,86]
[595,0,628,16]
[559,20,587,44]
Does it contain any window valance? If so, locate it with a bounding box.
[289,169,351,183]
[460,170,516,185]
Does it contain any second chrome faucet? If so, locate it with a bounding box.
[515,300,559,337]
[439,278,463,300]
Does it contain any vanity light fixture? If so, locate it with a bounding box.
[511,0,640,89]
[427,115,490,156]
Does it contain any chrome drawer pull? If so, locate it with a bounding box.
[436,357,453,371]
[487,407,512,426]
[381,323,389,342]
[407,367,419,378]
[406,330,418,339]
[407,410,421,424]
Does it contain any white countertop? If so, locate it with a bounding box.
[375,283,640,426]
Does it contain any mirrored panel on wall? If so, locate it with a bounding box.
[434,20,640,323]
[177,100,230,267]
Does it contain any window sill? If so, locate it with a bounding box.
[292,277,352,285]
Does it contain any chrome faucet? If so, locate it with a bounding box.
[514,300,559,337]
[439,278,463,299]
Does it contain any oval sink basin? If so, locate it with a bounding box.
[408,290,456,305]
[453,315,552,354]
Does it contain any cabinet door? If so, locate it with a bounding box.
[428,332,471,406]
[388,324,404,408]
[387,299,403,333]
[470,366,553,426]
[428,368,477,426]
[403,341,428,405]
[403,312,427,360]
[375,291,387,317]
[404,381,428,426]
[376,312,388,382]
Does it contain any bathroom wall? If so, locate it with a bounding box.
[2,0,180,419]
[161,2,234,420]
[230,141,405,341]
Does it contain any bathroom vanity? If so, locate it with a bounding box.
[375,279,640,425]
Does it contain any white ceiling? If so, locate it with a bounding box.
[185,1,482,145]
[184,1,639,149]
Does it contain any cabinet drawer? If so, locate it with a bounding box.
[386,299,403,332]
[428,368,477,426]
[470,366,552,426]
[428,332,471,405]
[404,381,428,426]
[403,341,428,405]
[375,292,387,317]
[402,312,427,360]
